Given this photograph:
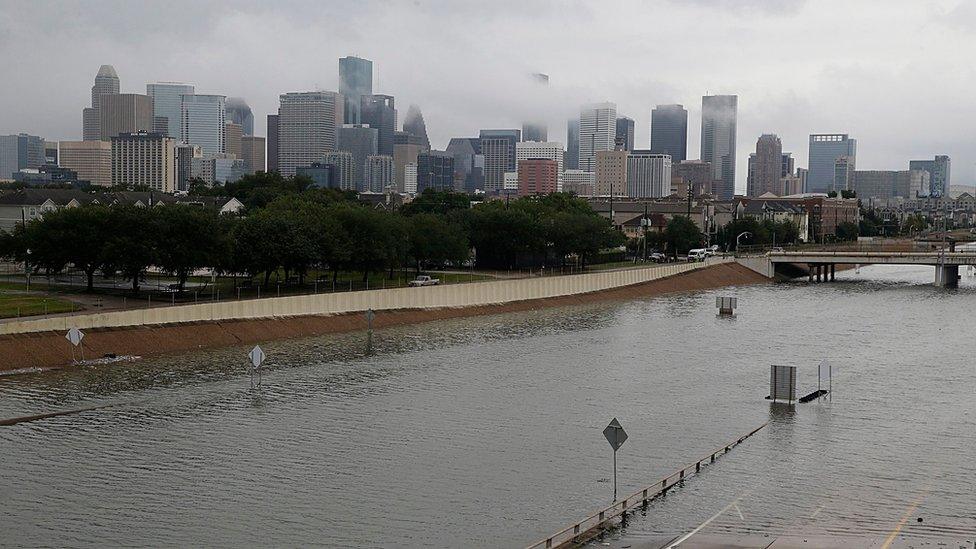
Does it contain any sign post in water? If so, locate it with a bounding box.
[603,418,628,502]
[249,345,265,388]
[65,327,85,363]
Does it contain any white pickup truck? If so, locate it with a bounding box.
[409,275,440,287]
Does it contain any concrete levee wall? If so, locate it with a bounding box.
[0,258,731,336]
[735,256,774,278]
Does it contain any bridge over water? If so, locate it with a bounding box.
[744,250,976,287]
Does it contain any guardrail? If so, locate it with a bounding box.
[525,422,768,549]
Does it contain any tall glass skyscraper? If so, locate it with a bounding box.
[181,94,226,156]
[808,134,857,193]
[909,155,950,197]
[650,104,687,162]
[225,97,255,136]
[565,118,580,171]
[578,103,616,173]
[360,94,396,157]
[339,56,373,124]
[700,95,737,199]
[147,82,195,139]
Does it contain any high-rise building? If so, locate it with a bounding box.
[521,72,549,142]
[224,122,243,158]
[339,56,373,124]
[446,137,483,193]
[852,170,927,199]
[566,118,580,171]
[909,155,951,197]
[43,140,58,165]
[321,151,355,190]
[746,134,782,196]
[402,105,430,150]
[181,94,226,156]
[58,140,112,187]
[781,153,795,178]
[297,162,339,189]
[416,150,454,192]
[579,102,616,172]
[833,156,855,192]
[338,124,378,190]
[364,155,394,193]
[191,154,245,186]
[111,132,176,192]
[650,104,688,163]
[673,160,716,197]
[808,134,856,193]
[277,91,343,177]
[480,129,520,193]
[516,141,564,190]
[267,114,279,173]
[562,169,595,196]
[99,94,153,141]
[627,151,671,198]
[517,158,558,196]
[615,117,635,151]
[594,149,628,197]
[700,95,737,199]
[404,163,418,194]
[394,143,424,192]
[225,97,254,136]
[83,65,120,141]
[360,95,396,156]
[146,82,194,139]
[0,134,44,180]
[241,136,266,174]
[175,143,201,191]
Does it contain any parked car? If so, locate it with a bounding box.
[409,275,440,287]
[649,252,667,263]
[687,249,707,261]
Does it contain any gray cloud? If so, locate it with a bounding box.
[1,0,975,192]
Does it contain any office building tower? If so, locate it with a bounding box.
[180,94,226,156]
[394,143,424,192]
[338,124,378,190]
[99,94,153,141]
[594,149,628,197]
[224,122,243,158]
[615,117,635,151]
[241,136,266,174]
[627,151,671,198]
[321,151,355,190]
[364,155,394,192]
[807,134,856,193]
[522,122,547,143]
[361,94,396,156]
[909,155,951,197]
[58,140,112,187]
[566,118,580,170]
[503,171,519,193]
[746,134,782,196]
[782,153,795,178]
[833,156,855,192]
[277,91,343,176]
[522,72,549,142]
[517,158,558,196]
[43,140,58,165]
[562,169,595,196]
[339,56,373,124]
[404,163,418,194]
[146,82,194,138]
[403,105,430,150]
[852,170,927,199]
[673,160,717,197]
[111,132,176,192]
[700,95,737,199]
[175,143,201,191]
[445,137,482,191]
[516,141,564,190]
[225,97,254,136]
[191,154,245,186]
[395,130,428,147]
[83,65,120,141]
[0,134,44,180]
[650,104,688,163]
[480,129,520,193]
[297,162,338,188]
[579,103,616,172]
[416,150,455,192]
[267,114,279,173]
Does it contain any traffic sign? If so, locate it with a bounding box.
[365,309,375,323]
[249,345,265,369]
[65,327,84,347]
[604,418,628,451]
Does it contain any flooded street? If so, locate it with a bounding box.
[2,265,975,547]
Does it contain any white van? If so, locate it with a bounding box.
[687,248,707,261]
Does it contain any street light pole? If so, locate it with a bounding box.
[735,231,752,254]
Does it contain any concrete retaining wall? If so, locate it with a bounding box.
[0,258,731,336]
[735,256,774,278]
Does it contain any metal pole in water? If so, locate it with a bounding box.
[613,449,617,502]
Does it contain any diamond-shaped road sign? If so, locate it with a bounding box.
[65,327,84,347]
[604,418,628,451]
[249,345,265,369]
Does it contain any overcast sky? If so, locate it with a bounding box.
[3,0,975,192]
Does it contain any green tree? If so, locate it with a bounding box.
[101,206,158,293]
[155,205,233,292]
[401,189,471,216]
[835,221,859,241]
[15,206,111,291]
[664,216,704,256]
[407,213,469,273]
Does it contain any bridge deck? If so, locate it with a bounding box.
[769,251,976,265]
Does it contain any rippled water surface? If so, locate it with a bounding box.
[2,265,975,548]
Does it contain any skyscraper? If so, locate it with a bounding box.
[403,105,430,150]
[626,151,672,198]
[267,114,279,173]
[277,91,343,177]
[522,72,550,142]
[700,95,737,199]
[364,155,394,193]
[338,124,378,190]
[0,134,44,180]
[517,158,558,196]
[594,150,628,197]
[339,56,373,124]
[566,118,580,171]
[111,132,177,192]
[416,151,455,192]
[181,94,226,156]
[480,129,520,193]
[615,117,635,151]
[909,155,951,197]
[83,65,120,141]
[225,97,254,136]
[650,104,687,162]
[321,151,355,190]
[516,141,564,190]
[58,140,112,187]
[241,136,266,174]
[147,82,194,139]
[224,122,243,158]
[579,102,616,172]
[361,94,396,157]
[99,94,154,141]
[807,134,856,193]
[746,134,782,196]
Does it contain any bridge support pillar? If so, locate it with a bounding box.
[830,264,835,281]
[935,264,959,288]
[808,264,814,283]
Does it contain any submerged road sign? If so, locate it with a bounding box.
[249,345,265,369]
[604,418,628,450]
[65,327,84,347]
